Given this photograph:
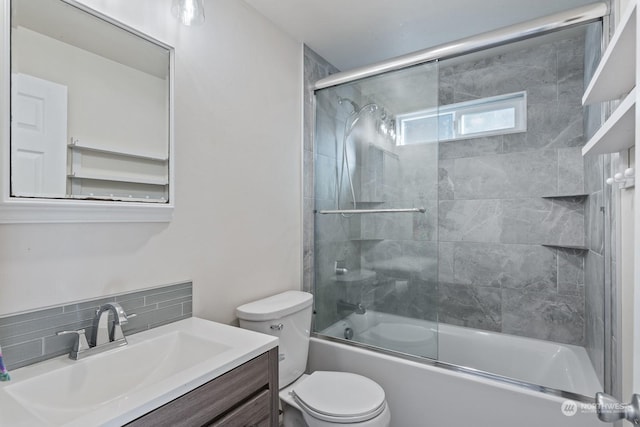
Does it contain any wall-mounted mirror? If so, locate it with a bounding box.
[0,0,174,222]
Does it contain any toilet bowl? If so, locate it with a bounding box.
[280,372,391,427]
[236,291,391,427]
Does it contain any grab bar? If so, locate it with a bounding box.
[318,207,426,214]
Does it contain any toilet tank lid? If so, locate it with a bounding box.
[236,291,313,321]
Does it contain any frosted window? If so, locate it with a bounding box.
[460,107,516,135]
[403,112,453,144]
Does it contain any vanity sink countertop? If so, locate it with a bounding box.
[0,317,278,427]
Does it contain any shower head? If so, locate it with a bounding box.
[338,97,360,112]
[362,104,379,113]
[339,97,382,115]
[339,97,394,140]
[345,102,387,134]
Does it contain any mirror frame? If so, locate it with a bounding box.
[0,0,175,223]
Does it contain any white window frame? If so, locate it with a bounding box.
[396,91,527,146]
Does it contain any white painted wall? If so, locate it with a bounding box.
[0,0,303,321]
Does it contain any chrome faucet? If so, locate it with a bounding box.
[92,302,130,346]
[57,302,135,360]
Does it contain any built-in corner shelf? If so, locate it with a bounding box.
[542,244,589,252]
[582,0,636,105]
[582,87,636,156]
[541,194,587,200]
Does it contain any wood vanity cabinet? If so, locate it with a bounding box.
[126,347,279,427]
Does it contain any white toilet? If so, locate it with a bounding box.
[237,291,391,427]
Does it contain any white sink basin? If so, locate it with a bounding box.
[0,317,277,427]
[6,331,229,423]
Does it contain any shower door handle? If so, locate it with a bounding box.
[594,392,640,424]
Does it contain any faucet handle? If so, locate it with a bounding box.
[112,312,136,340]
[110,303,132,325]
[57,329,90,359]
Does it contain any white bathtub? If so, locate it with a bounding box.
[314,311,603,427]
[321,311,601,396]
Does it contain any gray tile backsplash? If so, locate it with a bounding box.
[0,281,192,370]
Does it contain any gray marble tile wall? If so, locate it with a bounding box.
[303,46,339,301]
[355,128,440,324]
[435,28,589,346]
[304,46,362,330]
[0,281,193,370]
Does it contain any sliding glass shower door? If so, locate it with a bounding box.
[313,61,440,359]
[310,20,608,399]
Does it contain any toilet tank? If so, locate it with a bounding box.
[236,291,313,388]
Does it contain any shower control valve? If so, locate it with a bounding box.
[335,260,349,275]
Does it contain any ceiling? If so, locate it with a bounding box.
[242,0,603,71]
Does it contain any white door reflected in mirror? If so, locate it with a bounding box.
[11,73,67,198]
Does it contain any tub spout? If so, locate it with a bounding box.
[337,299,366,315]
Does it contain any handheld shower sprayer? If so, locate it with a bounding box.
[335,96,396,216]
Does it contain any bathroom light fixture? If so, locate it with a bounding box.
[172,0,205,26]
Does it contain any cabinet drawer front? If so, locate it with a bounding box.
[209,389,270,427]
[126,353,270,427]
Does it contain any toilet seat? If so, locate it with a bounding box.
[291,371,387,424]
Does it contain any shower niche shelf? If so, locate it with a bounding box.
[541,194,587,200]
[542,244,588,252]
